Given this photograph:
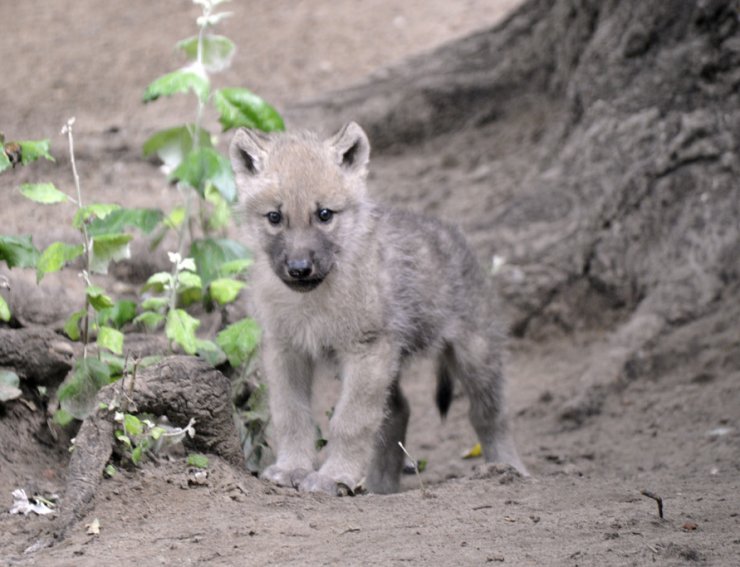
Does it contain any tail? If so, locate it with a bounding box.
[436,359,454,419]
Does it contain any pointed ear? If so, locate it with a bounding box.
[326,122,370,174]
[229,128,270,179]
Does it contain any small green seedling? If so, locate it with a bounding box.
[1,121,161,421]
[141,0,282,307]
[239,382,271,473]
[187,453,209,469]
[135,0,271,377]
[113,412,197,467]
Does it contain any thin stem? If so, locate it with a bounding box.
[166,1,212,313]
[66,121,83,212]
[167,189,194,313]
[398,441,426,495]
[193,7,209,236]
[196,4,208,67]
[64,117,93,357]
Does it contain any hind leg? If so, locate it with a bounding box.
[443,337,528,476]
[365,380,410,494]
[469,394,528,475]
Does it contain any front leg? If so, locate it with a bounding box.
[300,338,398,495]
[260,338,316,488]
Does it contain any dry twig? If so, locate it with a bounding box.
[641,489,664,519]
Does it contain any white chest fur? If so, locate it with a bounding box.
[250,261,381,359]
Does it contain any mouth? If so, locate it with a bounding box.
[282,278,324,293]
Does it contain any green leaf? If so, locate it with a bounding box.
[97,325,124,355]
[143,68,210,103]
[98,300,137,329]
[2,139,53,171]
[73,203,121,230]
[164,207,187,230]
[209,277,245,305]
[58,358,113,419]
[141,296,168,311]
[0,139,54,172]
[213,87,285,132]
[100,351,126,376]
[179,289,202,308]
[86,286,115,311]
[142,271,173,293]
[187,453,209,469]
[177,34,235,73]
[177,271,202,290]
[244,383,270,423]
[190,238,251,288]
[64,309,86,340]
[166,308,200,355]
[204,183,231,231]
[177,272,203,293]
[19,183,71,204]
[115,431,132,448]
[216,317,261,368]
[104,464,117,478]
[142,125,212,172]
[36,242,84,282]
[90,233,133,274]
[133,311,165,331]
[218,258,252,278]
[177,271,203,306]
[124,413,144,436]
[53,408,75,427]
[0,370,22,402]
[0,235,40,268]
[131,445,144,465]
[170,147,235,201]
[87,208,164,237]
[150,426,166,440]
[417,459,428,473]
[0,149,11,172]
[18,139,54,165]
[195,339,227,367]
[0,295,10,322]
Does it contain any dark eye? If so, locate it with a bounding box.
[317,208,334,223]
[266,211,282,225]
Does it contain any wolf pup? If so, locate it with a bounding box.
[229,122,527,495]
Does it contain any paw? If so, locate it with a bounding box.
[470,462,525,484]
[261,465,312,488]
[298,471,355,496]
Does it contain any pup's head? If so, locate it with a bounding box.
[230,122,371,293]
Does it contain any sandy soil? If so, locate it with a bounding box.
[1,1,739,565]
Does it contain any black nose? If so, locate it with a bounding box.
[287,259,313,280]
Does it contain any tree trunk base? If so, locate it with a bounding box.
[56,356,245,538]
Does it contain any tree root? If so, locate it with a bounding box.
[56,355,245,537]
[0,327,75,387]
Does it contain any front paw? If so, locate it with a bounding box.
[298,471,355,496]
[261,465,312,488]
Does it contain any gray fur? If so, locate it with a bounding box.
[230,122,527,495]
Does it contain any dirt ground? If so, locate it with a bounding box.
[1,1,739,565]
